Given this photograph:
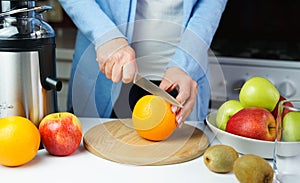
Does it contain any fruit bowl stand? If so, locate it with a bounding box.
[0,117,273,183]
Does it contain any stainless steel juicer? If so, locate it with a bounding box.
[0,0,61,126]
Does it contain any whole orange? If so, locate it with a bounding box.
[132,95,177,141]
[0,116,40,167]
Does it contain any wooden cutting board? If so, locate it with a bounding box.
[83,119,209,166]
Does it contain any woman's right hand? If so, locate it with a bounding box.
[96,38,137,83]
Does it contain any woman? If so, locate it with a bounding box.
[58,0,227,126]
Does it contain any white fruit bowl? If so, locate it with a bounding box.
[206,111,275,159]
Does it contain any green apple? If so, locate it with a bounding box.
[216,100,244,131]
[282,111,300,142]
[239,77,280,112]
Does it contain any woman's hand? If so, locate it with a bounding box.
[96,38,137,83]
[159,67,198,127]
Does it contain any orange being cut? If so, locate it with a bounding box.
[132,95,177,141]
[0,116,40,167]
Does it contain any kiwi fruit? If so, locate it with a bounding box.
[203,144,239,173]
[233,154,274,183]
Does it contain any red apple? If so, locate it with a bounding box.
[39,112,82,156]
[272,96,294,119]
[225,107,276,141]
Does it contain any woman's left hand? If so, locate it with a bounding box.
[159,67,198,127]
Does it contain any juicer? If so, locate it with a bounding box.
[0,0,61,126]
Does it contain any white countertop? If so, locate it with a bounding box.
[0,118,241,183]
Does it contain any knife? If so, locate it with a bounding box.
[133,73,183,108]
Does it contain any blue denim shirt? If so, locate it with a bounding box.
[58,0,227,121]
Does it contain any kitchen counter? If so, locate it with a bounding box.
[0,118,257,183]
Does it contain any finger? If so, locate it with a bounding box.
[159,77,172,90]
[97,57,106,73]
[176,110,184,128]
[176,100,190,127]
[159,77,177,92]
[104,58,116,80]
[176,82,198,126]
[171,105,178,113]
[112,50,134,83]
[122,62,137,83]
[171,105,182,128]
[176,89,189,105]
[111,63,123,83]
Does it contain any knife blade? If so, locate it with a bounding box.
[133,73,183,108]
